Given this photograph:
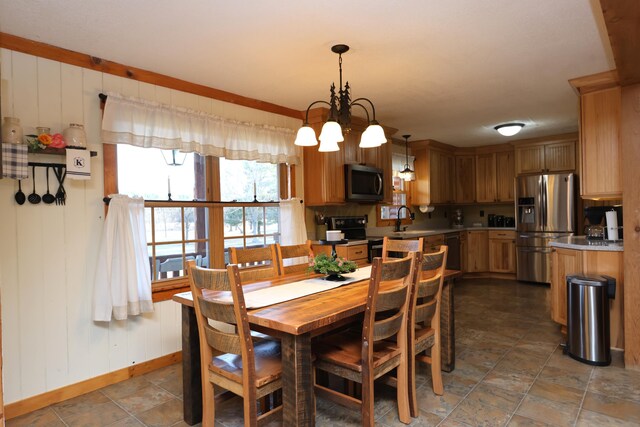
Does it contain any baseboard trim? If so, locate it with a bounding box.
[5,351,182,420]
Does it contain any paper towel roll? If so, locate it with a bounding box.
[606,210,618,241]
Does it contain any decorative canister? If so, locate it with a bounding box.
[63,123,87,148]
[2,117,24,144]
[36,126,51,135]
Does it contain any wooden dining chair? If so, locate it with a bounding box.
[275,240,314,275]
[186,260,282,427]
[382,237,424,260]
[407,245,448,417]
[229,245,279,283]
[312,253,418,426]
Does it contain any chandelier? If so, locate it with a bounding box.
[294,44,387,152]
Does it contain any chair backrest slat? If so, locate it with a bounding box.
[276,241,313,275]
[230,245,278,283]
[382,237,424,261]
[204,322,242,355]
[198,297,237,323]
[409,246,448,333]
[363,255,416,355]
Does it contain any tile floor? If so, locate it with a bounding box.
[7,278,640,426]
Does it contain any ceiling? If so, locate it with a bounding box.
[0,0,615,147]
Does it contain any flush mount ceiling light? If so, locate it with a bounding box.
[294,44,387,152]
[399,134,415,182]
[494,123,525,137]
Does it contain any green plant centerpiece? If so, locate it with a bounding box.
[308,253,357,281]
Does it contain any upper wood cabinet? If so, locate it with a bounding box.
[475,153,497,203]
[580,87,622,199]
[454,155,475,203]
[303,108,394,206]
[495,150,515,202]
[412,147,455,205]
[515,138,576,175]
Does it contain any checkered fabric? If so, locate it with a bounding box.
[1,143,28,179]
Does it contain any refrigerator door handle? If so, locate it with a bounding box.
[541,175,547,230]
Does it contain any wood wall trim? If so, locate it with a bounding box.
[599,0,640,86]
[508,132,579,147]
[0,32,303,120]
[569,70,619,95]
[621,84,640,369]
[4,351,182,420]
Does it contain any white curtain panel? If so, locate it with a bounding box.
[101,92,301,165]
[279,198,308,266]
[93,195,153,321]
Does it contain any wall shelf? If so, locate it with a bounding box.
[27,147,97,157]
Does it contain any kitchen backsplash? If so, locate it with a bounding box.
[304,203,517,240]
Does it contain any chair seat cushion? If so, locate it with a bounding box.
[209,339,282,388]
[313,330,401,373]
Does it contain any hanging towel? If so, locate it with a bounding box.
[66,148,91,180]
[1,143,28,179]
[279,198,308,266]
[93,194,153,321]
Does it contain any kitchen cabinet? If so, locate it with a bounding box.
[312,243,368,265]
[495,150,515,202]
[466,230,488,272]
[423,234,444,253]
[580,86,622,198]
[454,155,475,203]
[515,138,576,175]
[412,147,454,205]
[550,247,624,349]
[488,230,516,273]
[460,231,468,272]
[475,153,497,202]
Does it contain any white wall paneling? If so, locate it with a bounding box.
[0,47,301,404]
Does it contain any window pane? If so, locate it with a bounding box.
[219,158,278,202]
[154,208,183,242]
[154,243,186,279]
[196,242,210,268]
[145,207,153,243]
[246,236,265,247]
[245,207,265,237]
[117,145,204,201]
[184,207,208,241]
[265,207,279,235]
[224,207,244,236]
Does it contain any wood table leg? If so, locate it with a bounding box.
[440,278,455,372]
[181,305,202,425]
[281,333,315,427]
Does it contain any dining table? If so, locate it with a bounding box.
[172,267,462,426]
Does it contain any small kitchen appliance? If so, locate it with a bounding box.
[487,214,496,227]
[495,215,505,227]
[452,209,464,228]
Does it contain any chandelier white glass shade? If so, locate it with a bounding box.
[398,134,415,181]
[294,44,387,150]
[494,122,525,137]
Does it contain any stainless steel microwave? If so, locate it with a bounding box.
[345,164,384,202]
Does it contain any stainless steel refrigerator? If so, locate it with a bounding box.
[516,173,575,283]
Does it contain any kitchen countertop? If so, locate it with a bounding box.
[367,226,517,239]
[549,236,624,252]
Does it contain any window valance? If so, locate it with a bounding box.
[101,92,301,165]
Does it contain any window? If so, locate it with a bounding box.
[220,158,280,263]
[108,146,290,300]
[378,173,413,227]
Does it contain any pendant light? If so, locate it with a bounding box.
[399,135,415,181]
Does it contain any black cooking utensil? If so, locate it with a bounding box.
[15,180,26,205]
[42,166,56,204]
[28,166,41,204]
[54,165,67,205]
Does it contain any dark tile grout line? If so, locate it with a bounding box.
[573,367,596,427]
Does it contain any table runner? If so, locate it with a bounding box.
[213,266,372,308]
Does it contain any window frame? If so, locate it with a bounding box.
[103,144,294,302]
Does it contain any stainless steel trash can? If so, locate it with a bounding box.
[566,275,616,366]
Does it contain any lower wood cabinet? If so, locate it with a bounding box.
[312,243,368,265]
[488,230,516,273]
[466,231,489,272]
[424,234,444,253]
[550,247,624,349]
